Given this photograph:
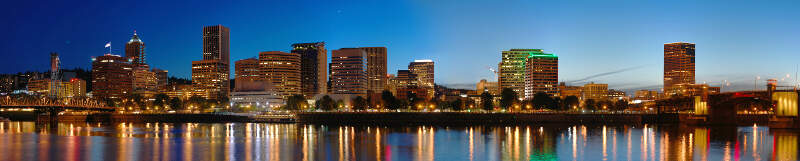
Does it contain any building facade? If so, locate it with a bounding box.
[125,31,146,67]
[132,67,158,96]
[362,47,387,94]
[664,42,695,94]
[259,51,301,98]
[292,42,327,98]
[192,25,231,100]
[330,48,368,96]
[499,49,539,97]
[524,51,558,99]
[408,60,434,99]
[476,79,499,95]
[582,82,608,101]
[151,68,168,89]
[92,54,133,99]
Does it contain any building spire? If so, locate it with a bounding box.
[128,30,142,43]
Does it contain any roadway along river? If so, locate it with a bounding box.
[0,122,797,161]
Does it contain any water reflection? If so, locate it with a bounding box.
[0,121,797,161]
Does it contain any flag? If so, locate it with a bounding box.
[105,42,111,48]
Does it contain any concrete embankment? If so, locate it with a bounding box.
[296,112,674,125]
[49,113,251,123]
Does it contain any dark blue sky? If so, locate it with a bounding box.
[3,0,800,91]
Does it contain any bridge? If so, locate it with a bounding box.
[0,96,115,120]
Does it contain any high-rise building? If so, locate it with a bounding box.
[664,42,695,91]
[499,49,541,97]
[330,48,367,96]
[125,31,146,67]
[582,82,608,101]
[234,58,262,83]
[259,51,301,98]
[202,25,231,65]
[132,66,158,95]
[292,42,327,98]
[92,54,133,99]
[408,60,434,98]
[191,60,229,100]
[151,68,168,89]
[70,78,86,97]
[362,47,387,93]
[192,25,231,100]
[524,51,558,99]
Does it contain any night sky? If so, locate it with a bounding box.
[3,0,800,92]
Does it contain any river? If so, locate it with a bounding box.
[0,122,797,161]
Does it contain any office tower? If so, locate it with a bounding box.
[192,25,231,100]
[151,68,168,89]
[292,42,327,98]
[258,51,301,98]
[191,60,229,100]
[499,49,540,97]
[362,47,387,93]
[664,42,695,90]
[92,54,133,99]
[582,82,608,101]
[524,51,558,99]
[69,78,86,97]
[330,48,367,96]
[234,58,262,82]
[202,25,230,65]
[125,31,146,67]
[132,66,158,95]
[408,60,434,98]
[396,70,418,88]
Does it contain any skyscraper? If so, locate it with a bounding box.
[192,25,231,100]
[408,60,434,98]
[292,42,327,98]
[202,25,231,65]
[499,49,541,97]
[125,31,146,67]
[362,47,387,93]
[664,42,695,90]
[330,48,367,96]
[92,54,133,99]
[234,58,262,82]
[259,51,301,98]
[151,68,168,89]
[524,51,558,99]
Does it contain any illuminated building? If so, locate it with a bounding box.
[558,82,582,99]
[91,54,133,99]
[230,78,283,111]
[191,25,231,100]
[26,79,50,94]
[664,42,695,94]
[330,48,367,96]
[292,42,327,98]
[132,66,158,96]
[234,58,262,83]
[476,79,499,95]
[634,90,659,100]
[523,50,558,99]
[70,78,86,97]
[161,84,198,100]
[409,59,434,99]
[125,31,146,67]
[664,83,718,97]
[582,82,608,101]
[607,89,626,100]
[499,49,540,97]
[363,47,387,94]
[202,25,230,65]
[259,51,301,98]
[26,78,85,98]
[191,60,229,100]
[151,68,168,89]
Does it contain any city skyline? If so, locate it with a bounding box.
[3,0,800,92]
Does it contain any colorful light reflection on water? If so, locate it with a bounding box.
[0,122,796,161]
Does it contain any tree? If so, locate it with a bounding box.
[153,93,169,110]
[316,95,336,111]
[129,93,145,110]
[381,90,398,110]
[188,95,206,110]
[407,92,419,110]
[451,99,464,111]
[352,96,367,111]
[584,99,597,110]
[532,92,555,110]
[500,88,518,110]
[614,99,629,111]
[169,97,183,110]
[562,96,580,110]
[284,94,306,111]
[480,91,494,111]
